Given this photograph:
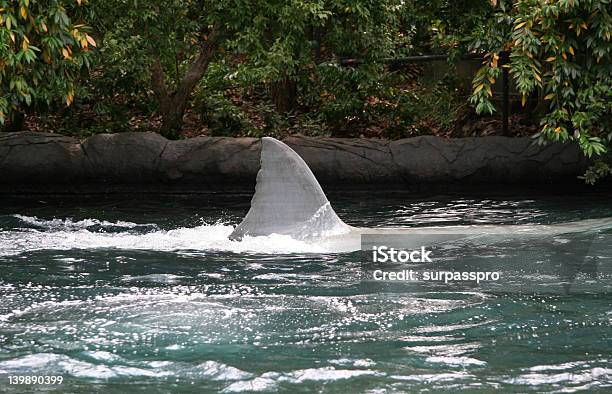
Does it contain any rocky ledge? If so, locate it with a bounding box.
[0,131,591,191]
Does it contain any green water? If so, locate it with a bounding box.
[0,192,611,393]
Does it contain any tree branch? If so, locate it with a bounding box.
[174,24,221,104]
[150,52,169,101]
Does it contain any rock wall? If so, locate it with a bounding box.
[0,131,590,191]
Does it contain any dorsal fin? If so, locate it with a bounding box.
[230,137,348,240]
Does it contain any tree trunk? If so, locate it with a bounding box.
[150,26,220,139]
[270,76,297,114]
[158,96,185,139]
[3,111,25,132]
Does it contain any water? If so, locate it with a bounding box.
[0,192,611,393]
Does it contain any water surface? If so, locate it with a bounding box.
[0,192,611,392]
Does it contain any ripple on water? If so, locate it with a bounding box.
[222,367,383,392]
[0,353,173,380]
[1,194,611,392]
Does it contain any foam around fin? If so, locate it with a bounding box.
[230,137,348,240]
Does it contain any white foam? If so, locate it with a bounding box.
[329,358,376,367]
[222,376,278,392]
[4,214,611,256]
[0,353,173,379]
[506,368,612,386]
[198,361,253,381]
[276,366,381,383]
[425,355,487,367]
[13,214,158,230]
[0,353,63,370]
[390,371,474,382]
[0,216,334,256]
[221,367,381,392]
[83,350,123,363]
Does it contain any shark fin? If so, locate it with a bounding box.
[230,137,348,240]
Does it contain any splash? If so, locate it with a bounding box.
[0,215,332,256]
[12,214,159,230]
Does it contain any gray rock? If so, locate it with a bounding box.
[0,131,594,191]
[159,137,260,184]
[0,132,89,183]
[389,136,589,183]
[82,132,167,181]
[285,136,398,185]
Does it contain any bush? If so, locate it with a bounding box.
[0,0,95,129]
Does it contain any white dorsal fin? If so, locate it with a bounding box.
[230,137,348,240]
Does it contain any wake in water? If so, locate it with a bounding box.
[1,213,612,257]
[0,215,330,256]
